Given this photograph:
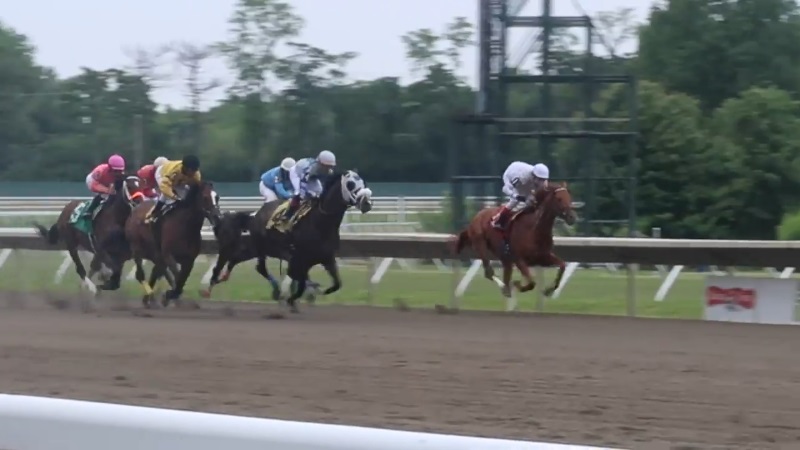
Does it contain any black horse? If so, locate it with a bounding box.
[204,170,372,313]
[200,210,321,299]
[274,170,372,312]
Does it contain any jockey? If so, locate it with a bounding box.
[259,157,296,202]
[145,155,202,224]
[83,154,126,218]
[491,161,550,232]
[136,156,168,199]
[282,150,337,220]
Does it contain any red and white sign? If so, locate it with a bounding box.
[704,276,797,325]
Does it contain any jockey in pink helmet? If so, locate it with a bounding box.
[83,154,126,217]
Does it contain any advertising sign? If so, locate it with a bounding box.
[704,276,798,325]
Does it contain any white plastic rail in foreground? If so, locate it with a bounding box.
[0,395,620,450]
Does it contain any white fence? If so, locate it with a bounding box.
[0,395,619,450]
[0,196,489,220]
[1,227,800,313]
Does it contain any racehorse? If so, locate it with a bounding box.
[214,171,371,313]
[123,181,221,308]
[273,170,372,312]
[199,209,321,301]
[33,176,144,294]
[454,183,577,301]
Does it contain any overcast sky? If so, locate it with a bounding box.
[4,0,650,109]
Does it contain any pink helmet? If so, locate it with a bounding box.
[108,154,125,171]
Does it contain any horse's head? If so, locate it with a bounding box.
[537,183,577,225]
[123,176,146,206]
[186,181,222,226]
[322,170,373,214]
[112,176,145,208]
[341,170,372,213]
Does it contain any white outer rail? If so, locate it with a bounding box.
[0,395,619,450]
[0,227,797,313]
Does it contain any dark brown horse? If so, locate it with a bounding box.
[33,175,145,294]
[123,181,221,308]
[454,183,577,300]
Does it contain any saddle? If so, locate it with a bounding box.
[266,200,313,233]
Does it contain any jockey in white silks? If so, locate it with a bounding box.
[282,150,337,220]
[491,161,550,232]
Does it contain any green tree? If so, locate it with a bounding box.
[702,86,800,239]
[216,0,303,178]
[638,0,800,110]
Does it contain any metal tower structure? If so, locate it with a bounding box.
[450,0,638,236]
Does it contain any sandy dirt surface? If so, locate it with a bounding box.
[1,294,799,449]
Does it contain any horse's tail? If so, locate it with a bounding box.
[33,223,59,245]
[454,229,470,254]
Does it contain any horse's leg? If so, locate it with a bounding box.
[144,263,167,308]
[99,254,124,291]
[500,259,513,298]
[163,257,195,307]
[199,254,229,298]
[512,259,536,293]
[133,257,156,307]
[474,235,495,280]
[87,254,104,281]
[255,256,281,301]
[67,244,98,295]
[320,255,341,295]
[284,261,308,314]
[543,253,566,297]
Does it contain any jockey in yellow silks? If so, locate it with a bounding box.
[144,155,202,224]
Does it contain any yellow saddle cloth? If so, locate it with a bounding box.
[267,200,313,233]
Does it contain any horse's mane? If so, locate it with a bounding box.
[322,171,342,194]
[183,180,212,205]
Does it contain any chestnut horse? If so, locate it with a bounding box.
[454,183,577,300]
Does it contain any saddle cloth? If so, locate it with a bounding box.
[266,200,313,233]
[68,200,103,235]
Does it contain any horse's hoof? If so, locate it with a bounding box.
[544,287,556,297]
[501,286,512,298]
[305,294,316,303]
[199,289,211,298]
[219,272,230,282]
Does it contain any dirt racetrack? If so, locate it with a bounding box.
[1,295,800,449]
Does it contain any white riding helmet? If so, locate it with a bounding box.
[532,163,550,180]
[317,150,336,166]
[280,157,296,171]
[153,156,168,167]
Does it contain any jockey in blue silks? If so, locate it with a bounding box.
[259,157,296,202]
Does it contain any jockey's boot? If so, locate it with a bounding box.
[83,194,103,218]
[491,207,512,257]
[491,206,511,230]
[145,200,165,224]
[283,195,301,221]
